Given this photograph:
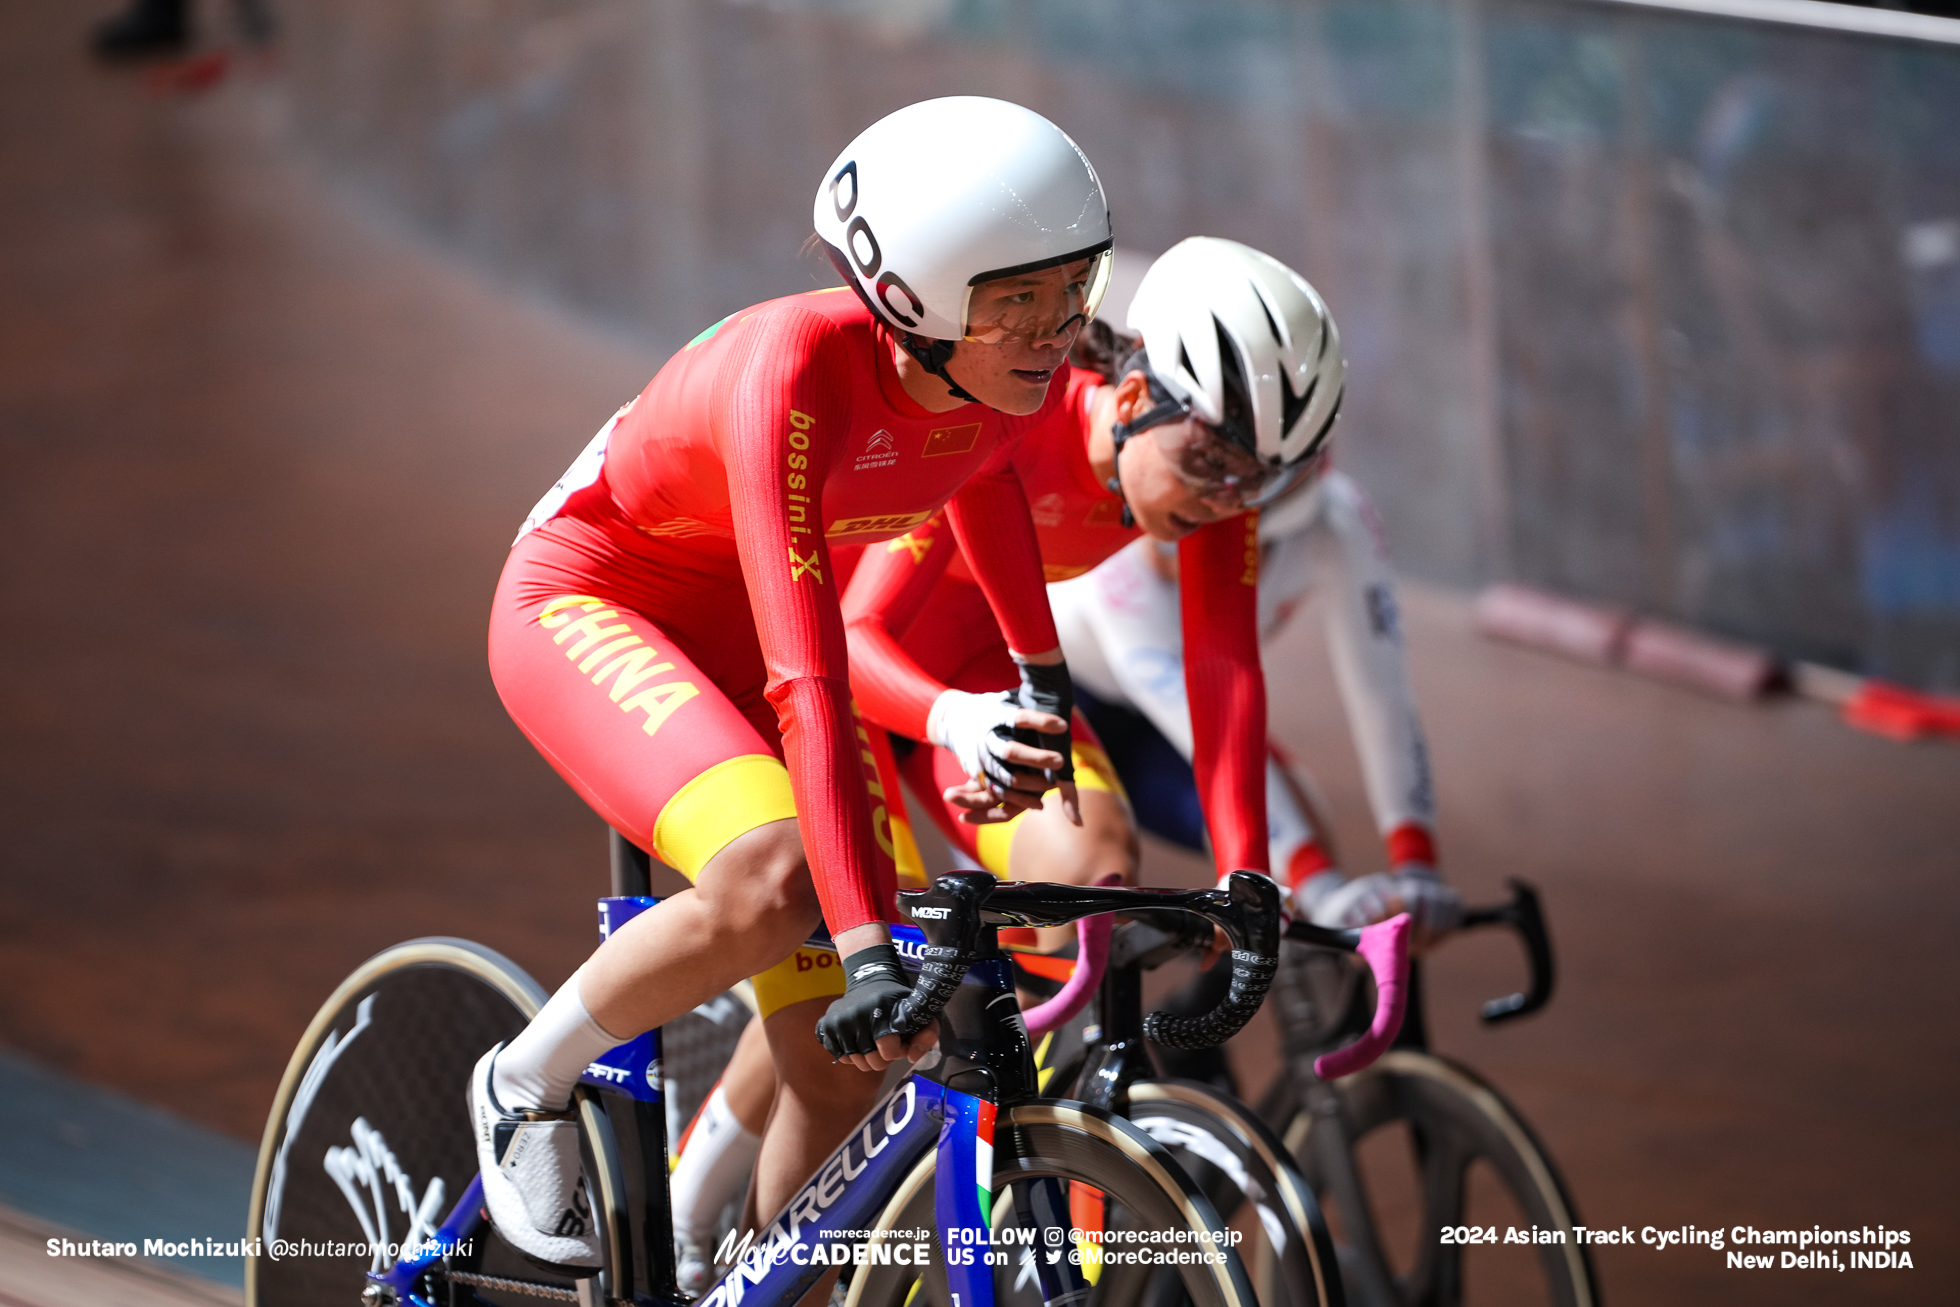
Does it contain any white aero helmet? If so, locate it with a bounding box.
[813,97,1113,350]
[1126,237,1344,474]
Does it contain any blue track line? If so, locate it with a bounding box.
[0,1049,253,1286]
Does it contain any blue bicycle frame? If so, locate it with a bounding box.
[375,896,1035,1307]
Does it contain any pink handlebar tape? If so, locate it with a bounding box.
[1312,913,1412,1080]
[1019,877,1124,1039]
[1020,912,1112,1039]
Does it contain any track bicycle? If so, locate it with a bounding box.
[655,863,1392,1307]
[246,864,1407,1307]
[1258,883,1596,1307]
[1003,909,1393,1307]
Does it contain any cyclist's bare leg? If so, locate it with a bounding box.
[752,995,885,1218]
[582,819,885,1236]
[685,799,1134,1229]
[580,819,825,1037]
[721,1015,775,1133]
[492,818,826,1117]
[1003,786,1139,1009]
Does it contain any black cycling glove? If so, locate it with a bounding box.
[1011,658,1075,783]
[815,944,911,1059]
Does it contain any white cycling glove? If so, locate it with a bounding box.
[1290,870,1349,926]
[927,689,1031,795]
[1308,865,1463,937]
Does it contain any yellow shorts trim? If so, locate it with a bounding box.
[651,754,798,881]
[749,947,846,1019]
[972,739,1126,875]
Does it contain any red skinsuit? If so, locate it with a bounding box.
[491,290,1058,933]
[842,369,1269,875]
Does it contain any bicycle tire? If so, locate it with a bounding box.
[1280,1052,1595,1307]
[246,937,593,1307]
[844,1102,1259,1307]
[1126,1081,1341,1307]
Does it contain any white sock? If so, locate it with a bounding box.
[493,967,625,1112]
[670,1084,761,1247]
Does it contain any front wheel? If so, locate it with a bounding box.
[846,1101,1260,1307]
[246,937,581,1306]
[1125,1080,1342,1307]
[1282,1052,1595,1307]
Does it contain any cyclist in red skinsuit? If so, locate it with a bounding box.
[468,97,1116,1273]
[656,360,1269,1290]
[497,287,1059,933]
[660,246,1346,1254]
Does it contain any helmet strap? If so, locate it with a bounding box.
[1105,426,1135,531]
[1105,367,1192,531]
[817,239,985,407]
[900,335,981,406]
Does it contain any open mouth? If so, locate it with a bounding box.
[1010,368,1054,384]
[1165,512,1200,536]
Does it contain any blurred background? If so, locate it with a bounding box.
[1,0,1956,1302]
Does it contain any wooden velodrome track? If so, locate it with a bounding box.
[0,4,1954,1302]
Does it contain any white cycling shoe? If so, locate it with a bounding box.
[470,1044,602,1272]
[675,1238,714,1297]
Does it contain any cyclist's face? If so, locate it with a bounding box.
[1110,371,1256,541]
[943,259,1098,415]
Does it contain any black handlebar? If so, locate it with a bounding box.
[1138,874,1282,1050]
[1460,878,1556,1023]
[892,871,1284,1049]
[887,872,991,1039]
[1279,876,1554,1027]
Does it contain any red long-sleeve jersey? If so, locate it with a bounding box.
[842,370,1269,875]
[524,289,1059,932]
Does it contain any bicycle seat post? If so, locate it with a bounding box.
[609,827,653,898]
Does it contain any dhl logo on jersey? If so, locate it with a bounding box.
[826,509,935,540]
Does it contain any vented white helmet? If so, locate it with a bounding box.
[813,97,1113,343]
[1126,237,1344,469]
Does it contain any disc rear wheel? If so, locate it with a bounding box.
[247,937,594,1306]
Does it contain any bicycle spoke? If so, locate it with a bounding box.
[1306,1102,1402,1306]
[1292,1054,1596,1307]
[1403,1120,1474,1306]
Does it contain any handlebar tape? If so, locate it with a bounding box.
[1142,947,1279,1049]
[1021,911,1113,1040]
[1312,913,1411,1080]
[1140,871,1284,1050]
[888,943,973,1039]
[890,871,995,1038]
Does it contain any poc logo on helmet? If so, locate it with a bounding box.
[830,161,925,329]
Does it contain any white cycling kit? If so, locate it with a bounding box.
[1049,470,1444,918]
